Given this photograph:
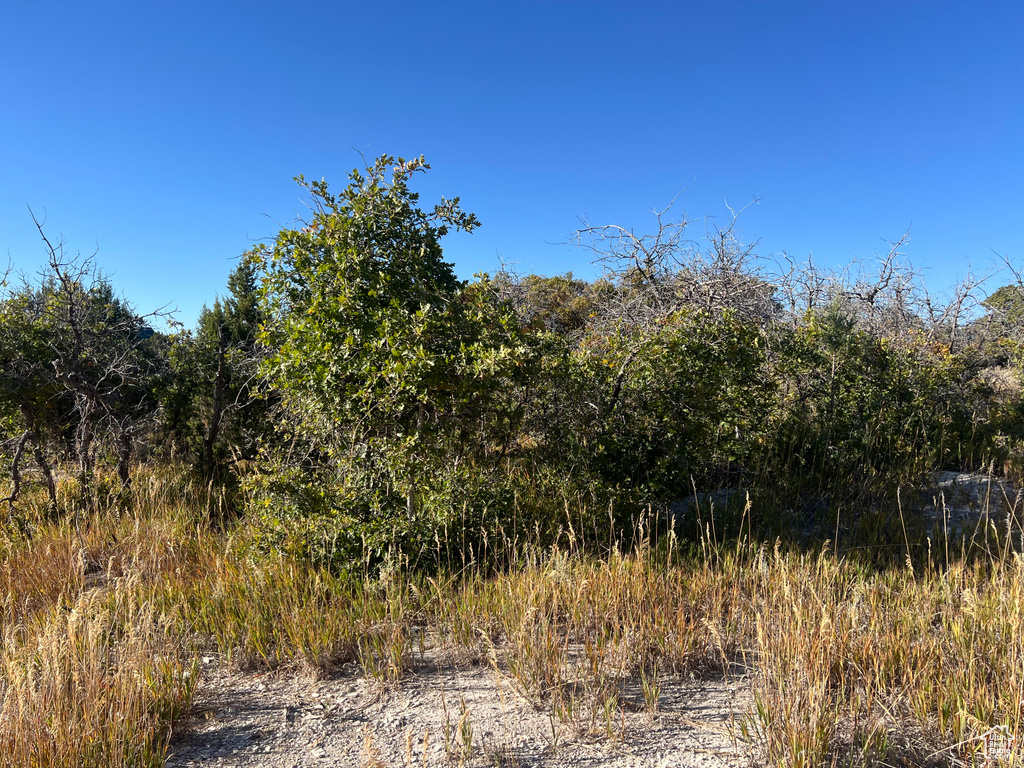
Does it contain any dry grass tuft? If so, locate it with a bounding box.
[0,583,195,768]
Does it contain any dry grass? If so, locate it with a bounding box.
[0,467,1022,766]
[747,546,1024,766]
[0,584,195,768]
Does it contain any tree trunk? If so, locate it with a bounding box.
[20,405,57,510]
[203,329,230,479]
[117,425,133,490]
[76,399,96,508]
[3,430,31,523]
[32,438,57,510]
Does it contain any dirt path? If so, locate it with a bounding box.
[166,652,755,768]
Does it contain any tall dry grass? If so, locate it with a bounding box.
[0,584,195,768]
[0,468,215,767]
[0,466,1021,766]
[748,544,1024,765]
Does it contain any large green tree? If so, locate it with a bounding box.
[252,155,522,534]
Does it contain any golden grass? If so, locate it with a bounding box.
[0,584,195,768]
[0,467,1021,766]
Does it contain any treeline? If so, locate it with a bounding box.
[3,156,1024,564]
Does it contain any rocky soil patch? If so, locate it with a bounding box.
[917,471,1024,537]
[167,649,754,768]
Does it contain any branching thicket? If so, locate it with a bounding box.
[2,156,1023,563]
[0,215,171,515]
[492,199,1022,536]
[0,225,271,518]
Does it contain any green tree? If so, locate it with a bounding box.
[0,284,70,511]
[0,220,168,512]
[983,284,1024,328]
[177,256,266,478]
[251,155,494,539]
[570,310,771,498]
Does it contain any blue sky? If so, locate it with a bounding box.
[2,1,1021,327]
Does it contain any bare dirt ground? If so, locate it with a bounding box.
[166,647,755,768]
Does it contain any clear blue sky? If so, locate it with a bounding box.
[2,1,1021,327]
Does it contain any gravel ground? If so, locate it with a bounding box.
[166,648,755,768]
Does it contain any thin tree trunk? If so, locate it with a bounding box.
[20,405,57,510]
[117,425,133,490]
[203,329,229,479]
[3,430,31,524]
[406,475,415,522]
[32,438,57,510]
[76,399,96,509]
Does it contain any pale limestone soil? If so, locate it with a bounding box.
[166,650,755,768]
